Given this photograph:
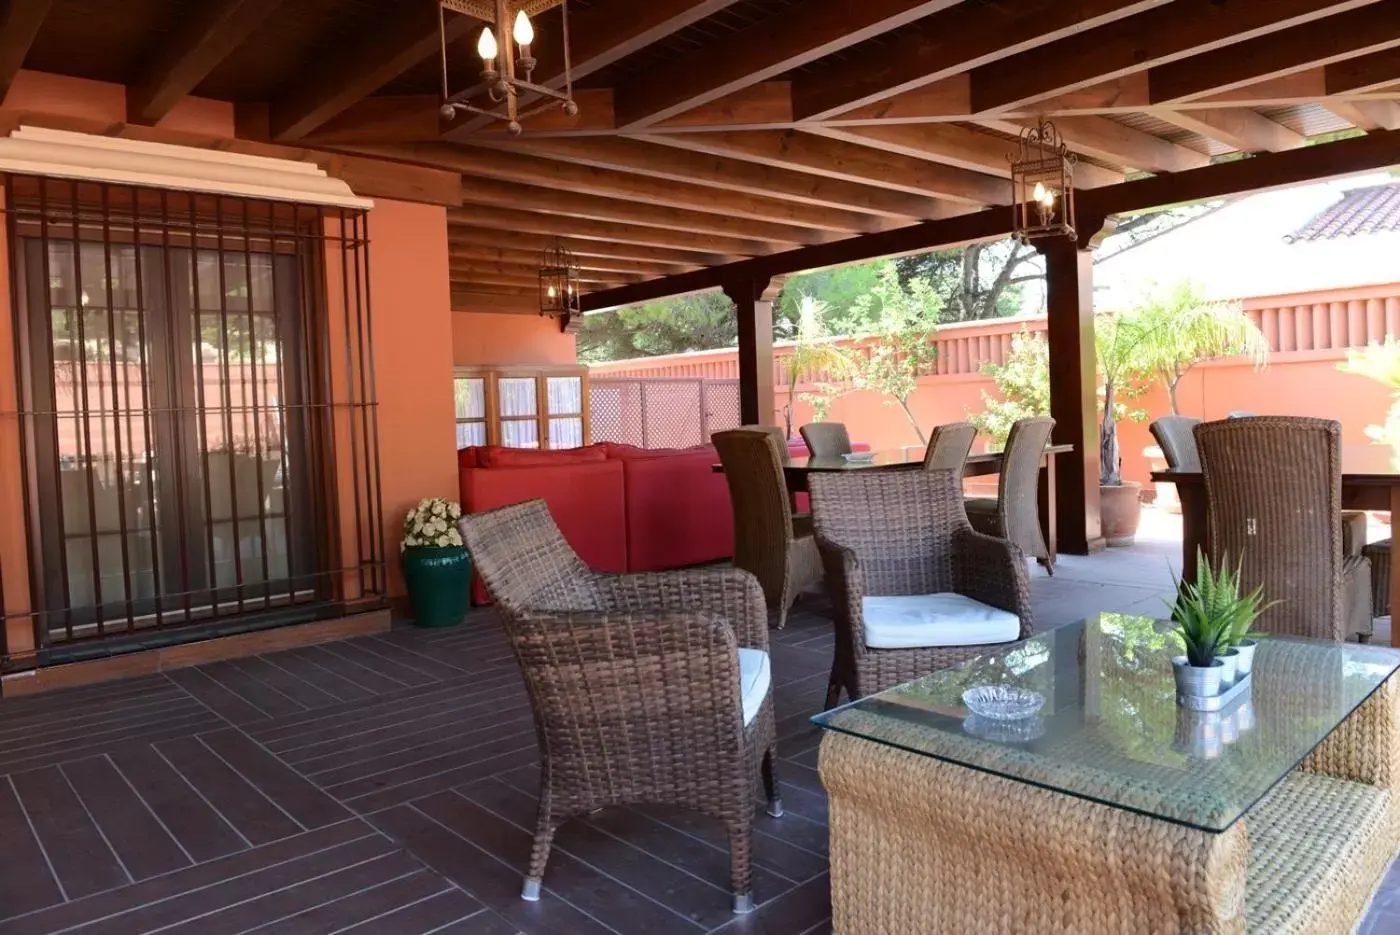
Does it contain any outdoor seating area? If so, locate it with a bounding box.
[10,1,1400,932]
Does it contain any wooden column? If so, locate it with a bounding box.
[724,278,775,427]
[1038,218,1113,555]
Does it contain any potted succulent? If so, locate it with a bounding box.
[1167,550,1274,700]
[400,497,470,628]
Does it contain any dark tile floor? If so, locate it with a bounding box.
[0,534,1398,934]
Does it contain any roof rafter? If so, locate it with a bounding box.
[612,0,965,129]
[977,116,1209,174]
[1157,108,1305,153]
[448,206,773,257]
[127,0,286,125]
[447,225,735,266]
[450,244,694,277]
[970,0,1383,113]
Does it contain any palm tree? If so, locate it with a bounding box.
[1132,281,1269,415]
[779,296,853,438]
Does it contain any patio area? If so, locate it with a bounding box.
[1,511,1396,935]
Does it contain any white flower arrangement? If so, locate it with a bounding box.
[401,497,464,551]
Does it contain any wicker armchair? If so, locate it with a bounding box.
[923,421,977,472]
[965,416,1056,575]
[1149,416,1202,472]
[800,421,852,458]
[811,469,1033,707]
[1195,416,1372,642]
[459,500,782,914]
[714,428,823,629]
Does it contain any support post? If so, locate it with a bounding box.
[724,278,775,427]
[1037,217,1114,555]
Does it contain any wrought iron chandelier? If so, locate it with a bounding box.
[439,0,579,135]
[1009,119,1077,244]
[539,239,582,319]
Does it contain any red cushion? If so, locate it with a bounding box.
[457,446,482,469]
[480,446,607,468]
[460,460,627,603]
[619,447,735,572]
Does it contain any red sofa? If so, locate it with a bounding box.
[458,438,836,602]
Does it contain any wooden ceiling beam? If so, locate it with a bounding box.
[792,0,1164,121]
[977,116,1208,174]
[638,130,1006,205]
[443,0,742,137]
[807,124,1126,187]
[126,0,285,125]
[448,206,772,257]
[449,260,637,285]
[1326,99,1400,130]
[1327,48,1400,93]
[448,225,733,266]
[340,141,882,233]
[502,136,946,220]
[268,3,474,142]
[612,0,964,129]
[0,0,53,104]
[451,289,541,313]
[970,0,1383,113]
[582,127,1400,312]
[453,270,626,290]
[1144,108,1305,154]
[1147,0,1400,103]
[456,176,824,245]
[450,244,692,277]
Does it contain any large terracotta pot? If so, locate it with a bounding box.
[1101,481,1144,547]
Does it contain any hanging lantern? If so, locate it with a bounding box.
[1010,119,1077,244]
[539,239,581,318]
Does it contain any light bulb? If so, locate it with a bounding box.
[1031,181,1046,202]
[547,285,556,298]
[513,10,534,46]
[1041,188,1057,208]
[477,27,498,62]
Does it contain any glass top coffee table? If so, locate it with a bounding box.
[811,616,1400,932]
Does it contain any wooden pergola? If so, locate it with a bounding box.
[7,0,1400,551]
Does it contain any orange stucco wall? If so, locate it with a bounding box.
[451,311,577,366]
[370,202,458,596]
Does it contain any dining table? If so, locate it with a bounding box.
[715,442,1074,560]
[1152,443,1400,647]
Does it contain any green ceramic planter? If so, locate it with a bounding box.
[402,545,471,628]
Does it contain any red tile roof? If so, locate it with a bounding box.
[1286,181,1400,242]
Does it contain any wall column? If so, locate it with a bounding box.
[724,279,775,427]
[1038,218,1113,555]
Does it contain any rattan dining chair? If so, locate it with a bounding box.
[1195,416,1372,642]
[811,469,1033,707]
[459,500,782,914]
[1150,416,1202,473]
[964,416,1056,575]
[799,422,852,458]
[922,421,977,472]
[714,428,823,628]
[737,424,791,462]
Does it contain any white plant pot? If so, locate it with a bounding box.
[1172,657,1224,700]
[1218,649,1239,689]
[1234,640,1258,677]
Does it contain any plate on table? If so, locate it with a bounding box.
[841,451,876,463]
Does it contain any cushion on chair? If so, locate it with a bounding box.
[737,648,771,727]
[861,594,1021,649]
[963,497,998,514]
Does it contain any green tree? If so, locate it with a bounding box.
[842,266,941,444]
[1131,280,1268,414]
[778,296,854,437]
[775,262,885,335]
[1095,313,1156,486]
[575,292,736,363]
[1340,339,1400,449]
[969,330,1050,449]
[895,238,1041,322]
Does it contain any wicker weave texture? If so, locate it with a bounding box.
[800,422,852,458]
[810,469,1032,705]
[922,421,976,472]
[458,499,780,908]
[1195,417,1370,641]
[966,416,1055,569]
[714,428,822,628]
[1151,416,1203,472]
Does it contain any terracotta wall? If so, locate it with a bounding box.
[593,286,1400,490]
[451,311,577,367]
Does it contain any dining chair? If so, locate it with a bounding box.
[964,416,1057,575]
[811,469,1032,707]
[737,424,790,463]
[1195,416,1372,642]
[1153,415,1368,558]
[713,427,823,628]
[923,421,977,472]
[800,422,852,458]
[459,499,782,914]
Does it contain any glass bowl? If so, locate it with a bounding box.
[963,714,1045,744]
[962,685,1045,721]
[841,451,876,463]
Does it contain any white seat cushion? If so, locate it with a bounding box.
[861,594,1020,649]
[737,648,771,727]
